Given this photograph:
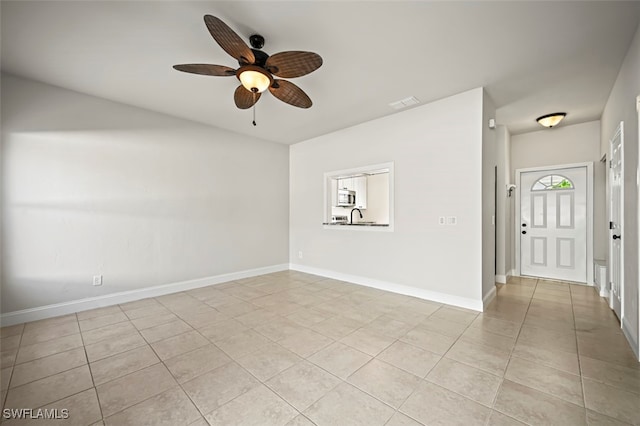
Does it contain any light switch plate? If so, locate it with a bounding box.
[447,216,457,225]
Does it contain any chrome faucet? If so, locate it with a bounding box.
[350,208,363,224]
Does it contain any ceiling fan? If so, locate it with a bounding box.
[173,15,323,124]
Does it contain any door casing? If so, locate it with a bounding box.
[608,121,624,319]
[514,162,594,284]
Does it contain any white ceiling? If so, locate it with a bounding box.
[2,1,639,145]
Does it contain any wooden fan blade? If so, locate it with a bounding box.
[234,85,261,109]
[173,64,236,76]
[269,80,312,108]
[204,15,255,65]
[265,51,322,78]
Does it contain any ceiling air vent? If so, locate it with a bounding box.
[389,96,420,110]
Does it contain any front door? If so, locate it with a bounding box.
[520,166,587,282]
[609,122,623,320]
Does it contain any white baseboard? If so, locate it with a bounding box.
[598,288,610,298]
[495,275,507,284]
[483,286,497,309]
[621,319,640,362]
[508,269,516,278]
[0,264,289,327]
[289,263,483,312]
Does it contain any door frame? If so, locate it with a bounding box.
[636,96,640,361]
[608,121,624,317]
[514,162,594,284]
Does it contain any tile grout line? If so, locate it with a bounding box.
[489,278,536,424]
[4,314,100,425]
[1,276,491,423]
[148,294,325,423]
[1,324,25,417]
[76,311,107,424]
[6,273,632,426]
[80,303,197,422]
[569,283,590,423]
[7,347,88,390]
[483,279,534,425]
[167,305,316,423]
[183,285,415,424]
[385,305,485,424]
[97,324,193,422]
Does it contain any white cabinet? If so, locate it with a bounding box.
[354,176,367,209]
[337,176,367,209]
[337,178,354,191]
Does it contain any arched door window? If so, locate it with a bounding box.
[531,174,574,191]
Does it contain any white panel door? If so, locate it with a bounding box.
[520,167,587,282]
[609,123,623,320]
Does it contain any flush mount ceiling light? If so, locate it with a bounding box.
[536,112,566,128]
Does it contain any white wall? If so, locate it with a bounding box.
[511,121,606,264]
[482,90,497,301]
[1,74,290,313]
[601,22,640,358]
[495,125,512,281]
[290,88,485,310]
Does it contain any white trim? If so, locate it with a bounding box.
[0,264,289,327]
[514,162,594,284]
[495,275,507,284]
[483,286,497,309]
[622,319,639,362]
[638,96,640,363]
[289,263,483,312]
[593,260,608,297]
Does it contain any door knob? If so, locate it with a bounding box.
[613,235,621,240]
[521,224,527,227]
[522,231,527,235]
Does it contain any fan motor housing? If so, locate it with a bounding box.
[242,49,268,68]
[249,34,265,49]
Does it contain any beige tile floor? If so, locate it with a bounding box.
[0,271,638,425]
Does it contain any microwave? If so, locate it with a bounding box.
[337,189,356,207]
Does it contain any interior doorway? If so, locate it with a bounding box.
[609,122,624,320]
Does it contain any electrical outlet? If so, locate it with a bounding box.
[447,216,457,225]
[92,275,102,286]
[298,251,303,259]
[438,216,446,225]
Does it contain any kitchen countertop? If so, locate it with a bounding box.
[322,222,389,227]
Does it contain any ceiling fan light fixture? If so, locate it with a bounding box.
[536,112,566,128]
[238,66,272,93]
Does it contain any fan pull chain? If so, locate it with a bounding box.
[252,91,257,126]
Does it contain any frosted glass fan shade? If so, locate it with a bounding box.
[239,68,271,93]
